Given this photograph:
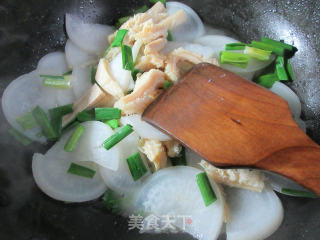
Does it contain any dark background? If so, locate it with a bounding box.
[0,0,319,239]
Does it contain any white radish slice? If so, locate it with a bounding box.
[166,2,205,42]
[2,71,54,143]
[270,81,301,117]
[37,52,75,106]
[133,166,225,240]
[46,121,121,171]
[71,65,92,99]
[109,53,132,92]
[185,148,203,170]
[32,153,107,202]
[65,39,97,68]
[99,132,151,196]
[66,14,114,55]
[225,186,283,240]
[120,114,171,141]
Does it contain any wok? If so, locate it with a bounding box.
[0,0,319,239]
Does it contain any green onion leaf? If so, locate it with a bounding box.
[131,68,143,81]
[167,30,173,41]
[64,125,85,152]
[220,51,250,69]
[111,29,129,48]
[281,188,318,198]
[104,119,119,129]
[94,108,121,121]
[256,73,279,88]
[225,43,247,51]
[251,40,285,56]
[63,70,73,75]
[163,80,173,90]
[261,37,296,53]
[40,74,64,79]
[8,128,32,146]
[61,120,80,135]
[244,46,271,61]
[103,124,133,150]
[121,45,134,71]
[48,104,73,138]
[275,56,289,81]
[115,16,130,29]
[77,109,95,122]
[91,66,97,84]
[32,106,57,140]
[15,112,37,131]
[103,189,121,213]
[196,172,217,206]
[67,162,96,178]
[170,147,186,166]
[42,76,71,89]
[149,0,166,4]
[134,5,148,14]
[286,59,295,81]
[126,152,148,181]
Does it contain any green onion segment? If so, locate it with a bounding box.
[103,189,121,213]
[95,108,121,121]
[167,30,173,41]
[8,128,32,146]
[67,162,96,178]
[275,56,289,81]
[103,124,133,150]
[104,119,119,129]
[251,41,285,56]
[64,125,85,152]
[41,74,72,89]
[220,51,250,69]
[163,80,173,90]
[49,104,73,138]
[281,188,318,198]
[77,110,95,122]
[121,45,134,71]
[257,73,279,88]
[127,152,148,181]
[15,112,37,130]
[261,37,296,53]
[225,43,247,51]
[244,46,271,61]
[32,106,57,140]
[196,172,217,207]
[111,29,129,48]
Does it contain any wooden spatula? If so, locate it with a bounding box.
[142,63,320,195]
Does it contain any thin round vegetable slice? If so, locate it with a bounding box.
[65,14,114,55]
[120,114,171,141]
[2,70,55,143]
[133,166,225,240]
[65,39,97,68]
[32,153,107,202]
[99,132,150,196]
[166,2,205,41]
[46,121,121,171]
[37,52,75,106]
[226,186,283,240]
[71,65,92,99]
[270,81,301,118]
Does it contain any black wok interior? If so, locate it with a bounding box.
[0,0,319,239]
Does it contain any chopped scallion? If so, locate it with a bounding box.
[261,37,296,53]
[281,188,318,198]
[42,76,71,89]
[103,189,121,213]
[64,125,85,152]
[196,172,217,207]
[121,45,134,71]
[131,68,142,81]
[220,51,249,69]
[103,124,133,150]
[111,29,129,48]
[275,56,288,81]
[8,128,32,146]
[251,40,285,56]
[115,16,130,29]
[256,73,279,88]
[49,104,73,138]
[40,74,64,79]
[104,119,119,129]
[134,5,148,14]
[15,112,37,130]
[170,147,186,166]
[127,152,148,181]
[167,30,173,41]
[94,108,121,121]
[225,43,247,51]
[32,106,57,140]
[67,163,96,178]
[91,66,97,84]
[244,46,271,61]
[77,110,95,122]
[163,80,173,90]
[63,70,72,75]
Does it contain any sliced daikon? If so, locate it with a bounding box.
[120,114,171,141]
[166,2,205,41]
[133,166,225,240]
[226,186,283,240]
[71,65,92,99]
[37,52,75,106]
[109,52,132,92]
[2,70,56,143]
[270,81,301,117]
[46,121,121,171]
[65,39,97,68]
[65,14,114,55]
[99,132,150,196]
[32,153,107,202]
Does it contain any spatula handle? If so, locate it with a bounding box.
[255,146,320,195]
